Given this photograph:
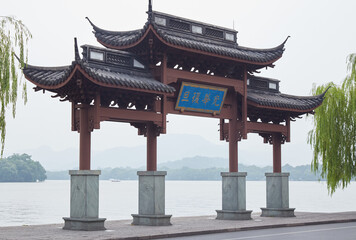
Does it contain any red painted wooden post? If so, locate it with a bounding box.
[273,134,282,173]
[79,104,91,170]
[146,123,157,171]
[242,66,248,139]
[229,92,238,172]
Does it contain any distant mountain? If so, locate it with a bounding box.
[20,134,277,171]
[47,158,322,181]
[23,146,78,171]
[159,156,228,169]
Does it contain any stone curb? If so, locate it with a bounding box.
[114,218,356,240]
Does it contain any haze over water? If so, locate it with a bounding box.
[0,180,355,227]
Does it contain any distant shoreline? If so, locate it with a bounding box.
[46,163,325,181]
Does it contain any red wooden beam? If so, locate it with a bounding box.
[246,121,288,136]
[99,106,163,124]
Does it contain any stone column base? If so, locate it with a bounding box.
[131,214,172,226]
[132,171,171,226]
[216,210,252,220]
[260,208,295,217]
[261,172,295,218]
[63,217,106,231]
[216,172,252,220]
[63,170,106,231]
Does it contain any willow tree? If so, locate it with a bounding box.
[308,54,356,194]
[0,16,32,155]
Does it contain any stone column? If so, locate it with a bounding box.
[216,172,252,220]
[261,172,295,217]
[132,171,172,226]
[63,170,106,230]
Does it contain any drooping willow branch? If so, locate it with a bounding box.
[308,54,356,194]
[0,16,32,155]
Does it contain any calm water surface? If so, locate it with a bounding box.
[0,180,355,226]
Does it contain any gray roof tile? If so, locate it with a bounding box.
[87,12,286,65]
[23,46,175,94]
[247,89,325,111]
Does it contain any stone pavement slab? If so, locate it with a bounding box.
[0,212,356,240]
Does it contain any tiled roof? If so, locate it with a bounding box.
[23,64,75,87]
[23,45,175,94]
[87,11,287,65]
[247,88,325,111]
[77,60,175,93]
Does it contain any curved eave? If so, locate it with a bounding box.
[247,100,322,114]
[23,63,76,90]
[95,24,285,67]
[247,93,325,114]
[24,63,175,96]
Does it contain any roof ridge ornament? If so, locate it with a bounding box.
[13,53,26,69]
[321,86,331,98]
[74,38,81,62]
[147,0,153,22]
[283,36,291,45]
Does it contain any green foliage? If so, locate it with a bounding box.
[0,153,46,182]
[308,54,356,194]
[0,16,31,155]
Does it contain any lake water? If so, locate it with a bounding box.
[0,180,355,226]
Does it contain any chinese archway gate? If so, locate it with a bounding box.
[22,1,325,230]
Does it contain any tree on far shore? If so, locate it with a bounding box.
[308,53,356,194]
[0,153,46,182]
[0,16,32,155]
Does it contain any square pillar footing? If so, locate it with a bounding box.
[132,171,171,226]
[63,217,106,231]
[216,172,252,220]
[131,214,172,226]
[63,170,106,231]
[261,172,295,218]
[216,210,252,220]
[260,208,295,217]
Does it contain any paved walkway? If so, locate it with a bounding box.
[1,212,356,240]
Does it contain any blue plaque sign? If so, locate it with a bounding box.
[175,82,227,114]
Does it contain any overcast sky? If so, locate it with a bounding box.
[2,0,356,167]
